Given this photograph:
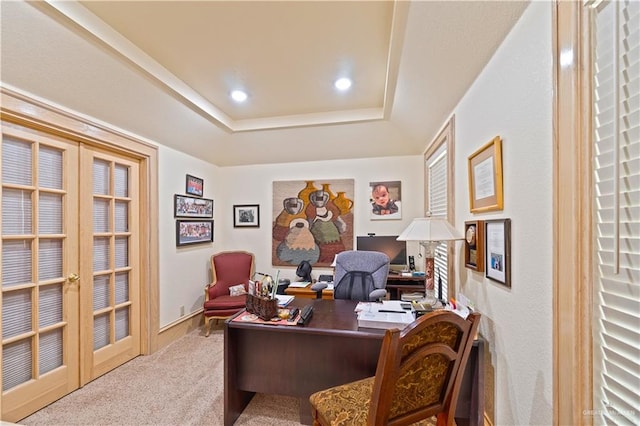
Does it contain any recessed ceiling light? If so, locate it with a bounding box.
[231,90,248,103]
[334,77,352,91]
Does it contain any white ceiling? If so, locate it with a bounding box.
[0,0,529,167]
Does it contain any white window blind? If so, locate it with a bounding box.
[591,0,640,424]
[426,145,449,300]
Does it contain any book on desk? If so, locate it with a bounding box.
[287,281,311,288]
[275,294,294,307]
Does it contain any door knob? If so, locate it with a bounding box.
[67,273,80,283]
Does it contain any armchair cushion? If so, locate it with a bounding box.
[229,284,247,296]
[310,377,374,425]
[310,377,437,426]
[203,294,247,317]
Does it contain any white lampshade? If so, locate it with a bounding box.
[397,217,463,242]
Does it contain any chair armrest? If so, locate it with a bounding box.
[310,282,328,299]
[369,289,387,302]
[204,283,213,301]
[310,282,328,292]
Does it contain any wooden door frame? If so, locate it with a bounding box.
[1,86,160,356]
[553,1,593,424]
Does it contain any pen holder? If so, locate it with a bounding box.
[246,294,278,321]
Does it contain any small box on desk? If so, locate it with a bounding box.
[246,293,278,320]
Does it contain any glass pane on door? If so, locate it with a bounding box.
[2,137,32,185]
[2,340,32,391]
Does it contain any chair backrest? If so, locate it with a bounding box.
[368,310,481,426]
[210,251,255,293]
[333,250,390,301]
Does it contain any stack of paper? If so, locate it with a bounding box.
[275,295,294,307]
[356,301,415,330]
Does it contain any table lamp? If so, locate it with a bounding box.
[397,214,464,306]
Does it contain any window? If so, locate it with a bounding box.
[591,0,639,423]
[424,116,455,300]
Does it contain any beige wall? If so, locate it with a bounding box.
[157,145,222,327]
[454,2,553,425]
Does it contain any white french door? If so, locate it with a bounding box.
[1,123,141,421]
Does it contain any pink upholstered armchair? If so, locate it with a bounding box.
[203,251,255,336]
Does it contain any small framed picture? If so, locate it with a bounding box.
[369,180,402,220]
[174,194,213,218]
[485,218,511,287]
[233,204,260,228]
[468,136,503,213]
[176,220,214,246]
[464,220,485,272]
[185,174,204,197]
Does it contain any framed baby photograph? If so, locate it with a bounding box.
[369,180,402,220]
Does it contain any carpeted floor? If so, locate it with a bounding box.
[21,327,302,426]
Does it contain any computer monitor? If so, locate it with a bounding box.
[356,235,407,269]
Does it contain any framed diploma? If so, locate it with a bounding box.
[485,218,511,287]
[464,220,484,272]
[468,136,504,213]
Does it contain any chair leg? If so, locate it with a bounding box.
[204,316,211,337]
[436,412,448,426]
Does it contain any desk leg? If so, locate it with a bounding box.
[299,397,312,425]
[224,325,255,426]
[454,339,485,426]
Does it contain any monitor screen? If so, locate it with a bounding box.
[356,235,407,266]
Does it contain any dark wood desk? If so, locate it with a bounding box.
[224,299,484,426]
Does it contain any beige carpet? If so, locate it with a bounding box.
[21,327,302,426]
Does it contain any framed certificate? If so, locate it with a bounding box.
[468,136,504,213]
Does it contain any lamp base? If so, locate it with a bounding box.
[421,289,437,307]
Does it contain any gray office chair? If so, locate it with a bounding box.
[312,250,390,301]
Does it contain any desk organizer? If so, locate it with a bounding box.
[246,294,278,320]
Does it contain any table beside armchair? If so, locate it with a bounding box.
[203,251,255,337]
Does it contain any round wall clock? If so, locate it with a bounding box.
[466,225,477,246]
